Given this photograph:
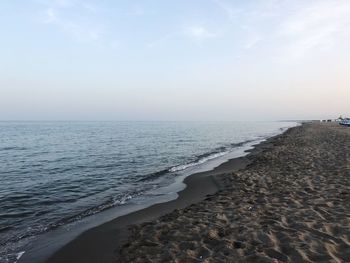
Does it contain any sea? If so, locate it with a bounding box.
[0,121,297,263]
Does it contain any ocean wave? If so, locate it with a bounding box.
[0,147,27,151]
[0,191,142,255]
[47,192,141,229]
[169,150,228,172]
[137,169,170,182]
[139,138,258,182]
[169,139,258,172]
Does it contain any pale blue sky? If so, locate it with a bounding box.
[1,0,349,121]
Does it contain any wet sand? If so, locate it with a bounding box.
[119,123,350,262]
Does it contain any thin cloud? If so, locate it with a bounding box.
[43,8,57,23]
[148,26,217,48]
[40,2,103,43]
[279,0,350,58]
[213,0,242,19]
[243,35,261,49]
[185,25,218,40]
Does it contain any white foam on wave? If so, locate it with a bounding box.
[112,194,133,206]
[169,151,229,172]
[0,251,25,263]
[15,251,25,262]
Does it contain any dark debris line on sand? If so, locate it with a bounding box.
[119,123,350,263]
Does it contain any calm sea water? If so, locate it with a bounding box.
[0,121,296,262]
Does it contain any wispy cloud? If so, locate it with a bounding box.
[185,25,218,40]
[36,0,350,58]
[213,0,350,59]
[243,35,261,49]
[147,25,218,49]
[279,0,350,58]
[40,1,103,43]
[213,0,242,19]
[43,7,57,23]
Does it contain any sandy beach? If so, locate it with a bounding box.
[119,123,350,262]
[47,123,350,263]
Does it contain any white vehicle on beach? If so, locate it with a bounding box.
[339,118,350,126]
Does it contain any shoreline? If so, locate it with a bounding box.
[40,127,290,263]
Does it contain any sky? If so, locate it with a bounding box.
[1,0,349,121]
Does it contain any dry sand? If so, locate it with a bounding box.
[119,123,350,262]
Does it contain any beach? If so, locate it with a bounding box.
[3,1,350,262]
[47,123,349,263]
